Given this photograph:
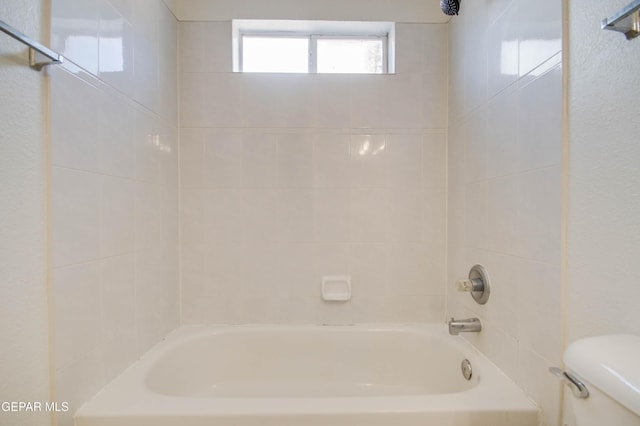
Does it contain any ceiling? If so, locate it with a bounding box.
[162,0,451,23]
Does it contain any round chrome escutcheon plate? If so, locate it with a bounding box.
[461,359,473,381]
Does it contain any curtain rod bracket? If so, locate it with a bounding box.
[0,20,64,71]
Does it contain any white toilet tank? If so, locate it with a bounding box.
[564,334,640,426]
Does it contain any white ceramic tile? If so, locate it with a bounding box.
[448,21,466,122]
[52,167,101,267]
[464,110,487,183]
[158,127,179,186]
[312,77,351,128]
[314,243,351,279]
[179,128,204,187]
[518,0,562,78]
[133,27,159,112]
[387,243,431,295]
[517,259,562,364]
[388,188,424,242]
[464,180,488,250]
[517,166,561,265]
[276,243,316,297]
[99,1,135,95]
[133,110,160,183]
[420,73,449,129]
[51,0,100,75]
[313,188,350,242]
[384,74,428,129]
[348,75,387,129]
[203,242,244,299]
[276,133,314,188]
[107,0,134,24]
[179,22,204,73]
[395,24,447,76]
[99,327,137,390]
[99,254,135,342]
[349,243,388,299]
[423,185,446,247]
[156,16,178,125]
[51,68,101,171]
[179,243,206,324]
[205,189,243,244]
[350,189,389,243]
[486,87,519,178]
[134,248,163,353]
[464,314,519,380]
[272,74,316,128]
[313,133,351,188]
[395,24,429,74]
[242,133,277,188]
[486,175,519,254]
[387,134,423,188]
[178,21,232,72]
[482,251,519,339]
[203,73,243,127]
[52,262,101,370]
[99,89,135,178]
[238,188,277,244]
[54,349,104,426]
[350,135,388,188]
[134,182,161,250]
[448,125,466,186]
[100,175,135,258]
[487,0,515,26]
[179,188,204,244]
[487,0,519,97]
[517,347,562,426]
[202,130,243,188]
[277,189,315,242]
[463,14,488,113]
[240,242,278,299]
[423,133,447,188]
[518,65,562,171]
[241,74,284,128]
[179,72,205,127]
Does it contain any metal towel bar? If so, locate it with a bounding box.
[0,19,64,70]
[602,0,640,40]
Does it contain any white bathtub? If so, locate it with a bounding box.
[76,325,539,426]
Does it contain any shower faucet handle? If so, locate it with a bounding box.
[456,265,491,305]
[456,279,473,292]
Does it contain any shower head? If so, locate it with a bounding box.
[440,0,460,16]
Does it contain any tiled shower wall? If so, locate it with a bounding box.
[179,23,448,323]
[49,0,178,423]
[446,0,563,425]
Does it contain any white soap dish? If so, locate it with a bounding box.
[321,276,351,301]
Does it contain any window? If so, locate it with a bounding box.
[233,20,395,74]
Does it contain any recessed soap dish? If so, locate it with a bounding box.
[322,276,351,301]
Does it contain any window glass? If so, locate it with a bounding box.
[317,38,384,74]
[242,36,309,73]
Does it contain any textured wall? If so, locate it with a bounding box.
[49,0,179,424]
[446,0,563,424]
[566,1,640,345]
[0,1,52,425]
[179,22,448,324]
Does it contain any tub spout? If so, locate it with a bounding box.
[448,317,481,335]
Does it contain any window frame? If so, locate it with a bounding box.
[237,31,389,74]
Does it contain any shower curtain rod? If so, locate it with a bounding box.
[0,19,64,70]
[602,0,640,40]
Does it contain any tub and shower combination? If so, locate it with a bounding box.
[76,324,538,426]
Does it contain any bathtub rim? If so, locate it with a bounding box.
[76,323,539,419]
